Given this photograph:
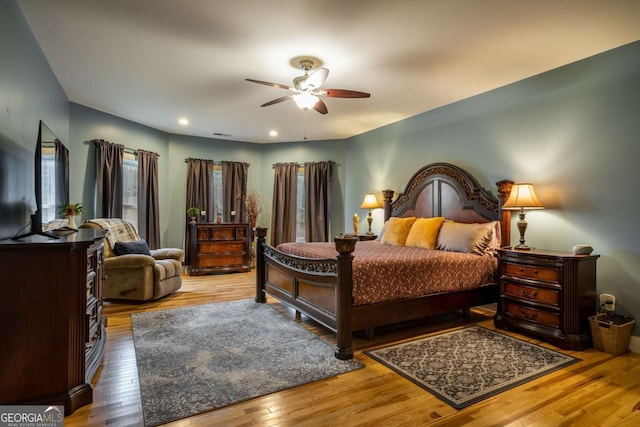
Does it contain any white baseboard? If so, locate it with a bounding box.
[630,335,640,353]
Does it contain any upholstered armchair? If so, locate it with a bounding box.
[80,218,183,301]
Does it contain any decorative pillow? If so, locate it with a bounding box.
[489,221,502,253]
[436,221,496,255]
[113,240,151,256]
[380,217,416,246]
[405,217,445,249]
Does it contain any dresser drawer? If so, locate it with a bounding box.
[504,302,560,328]
[199,241,246,254]
[504,262,559,282]
[503,282,559,306]
[197,254,246,268]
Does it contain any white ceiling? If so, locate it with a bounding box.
[17,0,640,144]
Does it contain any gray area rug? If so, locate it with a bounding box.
[365,325,580,409]
[131,299,363,426]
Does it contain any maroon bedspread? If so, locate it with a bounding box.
[276,241,498,306]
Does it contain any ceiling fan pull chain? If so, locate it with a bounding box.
[304,110,308,140]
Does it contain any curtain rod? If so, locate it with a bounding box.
[125,147,160,157]
[184,159,222,165]
[271,160,337,169]
[184,159,250,167]
[88,139,160,157]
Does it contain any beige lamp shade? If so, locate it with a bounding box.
[360,193,381,235]
[502,183,544,210]
[502,183,543,250]
[360,193,381,209]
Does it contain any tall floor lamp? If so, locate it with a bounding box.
[501,183,544,250]
[360,193,381,235]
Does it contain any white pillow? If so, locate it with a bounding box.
[436,221,498,255]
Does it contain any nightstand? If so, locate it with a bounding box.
[357,234,377,241]
[494,248,599,350]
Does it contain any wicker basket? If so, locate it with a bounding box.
[589,313,635,356]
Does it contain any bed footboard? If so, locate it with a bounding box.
[255,227,357,359]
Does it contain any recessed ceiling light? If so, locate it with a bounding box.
[269,130,278,137]
[178,118,189,125]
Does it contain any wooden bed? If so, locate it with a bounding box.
[255,162,513,359]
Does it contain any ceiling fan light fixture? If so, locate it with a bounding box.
[293,92,319,110]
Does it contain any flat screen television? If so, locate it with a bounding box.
[11,120,69,240]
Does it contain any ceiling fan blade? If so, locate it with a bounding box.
[314,99,328,114]
[260,95,294,107]
[245,78,292,91]
[305,67,329,89]
[323,89,371,98]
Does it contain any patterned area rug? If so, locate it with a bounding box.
[131,299,363,426]
[365,325,579,409]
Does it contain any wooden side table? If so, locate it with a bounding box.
[494,248,599,350]
[189,222,251,275]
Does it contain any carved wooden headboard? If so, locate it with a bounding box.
[382,162,512,245]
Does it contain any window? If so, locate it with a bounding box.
[296,166,305,242]
[122,151,138,229]
[41,145,56,222]
[213,165,223,218]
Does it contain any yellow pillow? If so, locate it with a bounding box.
[380,217,416,246]
[405,217,445,249]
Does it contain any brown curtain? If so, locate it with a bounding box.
[185,158,214,265]
[304,161,333,242]
[137,149,160,249]
[271,163,298,246]
[221,161,248,223]
[94,139,124,218]
[54,140,69,218]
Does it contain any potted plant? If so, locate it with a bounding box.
[187,207,200,222]
[60,203,83,229]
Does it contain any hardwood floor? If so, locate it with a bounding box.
[66,271,640,426]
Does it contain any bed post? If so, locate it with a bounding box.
[255,226,267,303]
[382,189,394,221]
[334,234,357,360]
[496,180,514,248]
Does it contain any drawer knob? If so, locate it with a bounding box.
[519,308,538,320]
[519,289,538,298]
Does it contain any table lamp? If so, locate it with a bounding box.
[360,193,381,235]
[501,183,544,250]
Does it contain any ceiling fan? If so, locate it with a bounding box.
[245,59,370,114]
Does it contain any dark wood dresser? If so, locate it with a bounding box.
[494,248,599,350]
[189,222,251,275]
[0,229,107,415]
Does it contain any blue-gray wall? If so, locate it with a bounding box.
[69,103,171,241]
[0,0,68,237]
[166,134,263,249]
[3,0,638,335]
[345,41,640,334]
[259,139,348,242]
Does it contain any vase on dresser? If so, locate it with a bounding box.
[67,214,78,229]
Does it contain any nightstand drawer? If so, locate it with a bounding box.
[504,282,559,306]
[504,262,559,282]
[504,302,560,328]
